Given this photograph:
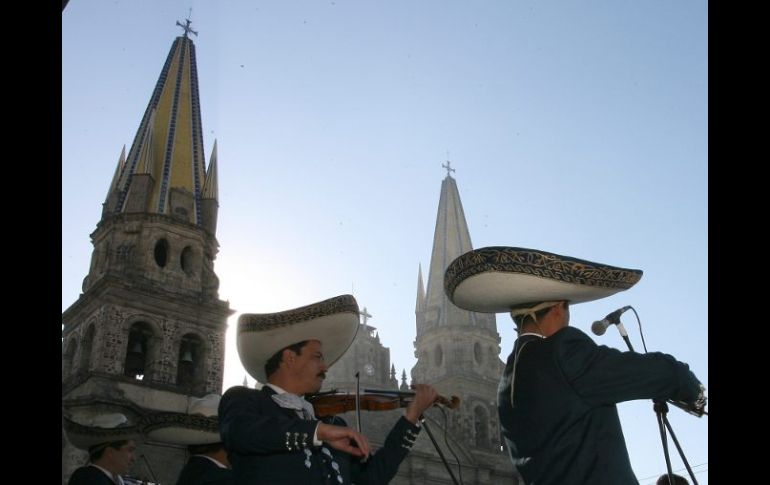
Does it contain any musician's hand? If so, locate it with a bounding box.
[693,383,707,415]
[405,384,438,424]
[316,423,371,458]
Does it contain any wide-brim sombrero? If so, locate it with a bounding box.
[63,413,140,450]
[238,294,360,384]
[140,394,222,445]
[140,413,220,445]
[444,246,643,313]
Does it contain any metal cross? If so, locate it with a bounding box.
[442,160,456,176]
[359,307,373,325]
[176,16,198,38]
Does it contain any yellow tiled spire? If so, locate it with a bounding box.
[111,21,208,225]
[134,109,157,175]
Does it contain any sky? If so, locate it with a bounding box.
[62,1,707,483]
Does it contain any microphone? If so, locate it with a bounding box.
[591,306,632,336]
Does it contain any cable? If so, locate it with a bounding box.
[629,306,647,353]
[637,462,708,484]
[437,405,464,485]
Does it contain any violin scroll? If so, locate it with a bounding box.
[435,395,460,410]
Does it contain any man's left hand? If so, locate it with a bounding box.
[404,384,438,424]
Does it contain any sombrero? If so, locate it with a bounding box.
[63,412,140,451]
[444,246,643,313]
[237,294,360,384]
[140,393,222,446]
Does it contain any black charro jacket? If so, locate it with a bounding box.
[219,386,420,485]
[498,327,702,485]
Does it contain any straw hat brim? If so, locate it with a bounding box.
[140,413,220,445]
[237,294,360,384]
[444,246,643,313]
[63,417,139,450]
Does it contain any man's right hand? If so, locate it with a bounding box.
[316,422,371,458]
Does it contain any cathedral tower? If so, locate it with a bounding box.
[61,21,233,484]
[412,163,506,457]
[308,164,515,484]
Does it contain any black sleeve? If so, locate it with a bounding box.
[554,327,702,406]
[67,466,111,485]
[219,386,319,454]
[351,416,422,485]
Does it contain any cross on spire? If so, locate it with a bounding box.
[442,160,456,177]
[176,15,198,38]
[359,307,373,325]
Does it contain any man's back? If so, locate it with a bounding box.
[498,327,700,485]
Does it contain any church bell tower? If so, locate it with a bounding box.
[61,20,233,484]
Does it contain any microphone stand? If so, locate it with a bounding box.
[421,416,461,485]
[355,371,370,464]
[362,388,460,484]
[355,371,362,433]
[611,319,701,485]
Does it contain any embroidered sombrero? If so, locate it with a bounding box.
[238,294,360,384]
[140,393,222,445]
[444,246,643,313]
[63,412,140,450]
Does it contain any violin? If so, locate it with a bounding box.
[308,389,460,417]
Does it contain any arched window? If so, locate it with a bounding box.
[125,322,154,380]
[154,239,169,268]
[474,405,490,447]
[177,333,205,393]
[180,246,194,275]
[434,344,443,366]
[63,339,77,379]
[79,324,96,373]
[474,342,483,364]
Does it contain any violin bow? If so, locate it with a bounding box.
[355,371,362,433]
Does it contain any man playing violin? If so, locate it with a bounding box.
[219,294,438,485]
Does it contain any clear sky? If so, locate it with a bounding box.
[63,1,707,483]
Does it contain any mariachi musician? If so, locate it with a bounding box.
[63,413,140,485]
[139,393,233,485]
[219,294,439,485]
[444,246,707,485]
